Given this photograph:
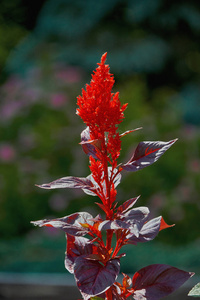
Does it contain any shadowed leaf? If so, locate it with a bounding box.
[65,234,98,273]
[74,256,120,296]
[132,264,194,300]
[80,127,99,159]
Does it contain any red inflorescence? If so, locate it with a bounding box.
[76,53,127,140]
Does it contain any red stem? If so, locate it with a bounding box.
[100,131,113,219]
[105,287,113,300]
[106,229,113,250]
[112,239,122,257]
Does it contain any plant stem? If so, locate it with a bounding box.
[105,287,113,300]
[106,229,113,250]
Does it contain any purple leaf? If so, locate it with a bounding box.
[99,206,149,238]
[132,264,194,300]
[31,212,93,236]
[83,167,121,196]
[98,219,131,231]
[127,216,162,244]
[123,206,149,224]
[65,235,98,273]
[110,167,122,188]
[80,127,98,159]
[36,175,95,195]
[117,196,140,215]
[121,139,177,172]
[74,256,120,296]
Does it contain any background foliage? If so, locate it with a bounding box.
[0,0,199,274]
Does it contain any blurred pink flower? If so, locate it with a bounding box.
[189,159,200,173]
[18,130,36,151]
[50,93,68,108]
[42,225,61,237]
[0,101,22,121]
[183,125,198,140]
[2,76,23,95]
[49,193,68,211]
[23,88,41,103]
[55,66,82,83]
[0,143,16,162]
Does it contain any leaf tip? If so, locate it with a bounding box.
[35,183,50,189]
[171,138,178,144]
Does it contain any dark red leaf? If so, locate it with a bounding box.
[116,196,140,215]
[127,216,161,244]
[74,256,120,296]
[112,285,127,300]
[80,127,99,159]
[99,206,149,238]
[121,139,177,172]
[132,264,194,300]
[123,206,149,224]
[31,212,93,236]
[65,235,98,273]
[83,167,121,196]
[98,219,131,231]
[36,175,95,195]
[110,168,122,188]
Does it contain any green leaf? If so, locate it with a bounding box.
[188,283,200,297]
[91,297,104,300]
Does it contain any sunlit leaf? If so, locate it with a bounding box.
[116,196,140,215]
[83,167,121,196]
[31,212,93,236]
[127,216,161,244]
[188,282,200,297]
[98,219,132,231]
[99,206,149,238]
[121,139,177,172]
[123,206,149,224]
[36,175,95,196]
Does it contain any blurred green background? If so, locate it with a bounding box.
[0,0,199,276]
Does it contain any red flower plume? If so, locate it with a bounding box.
[76,52,127,140]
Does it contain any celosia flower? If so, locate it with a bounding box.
[32,53,194,300]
